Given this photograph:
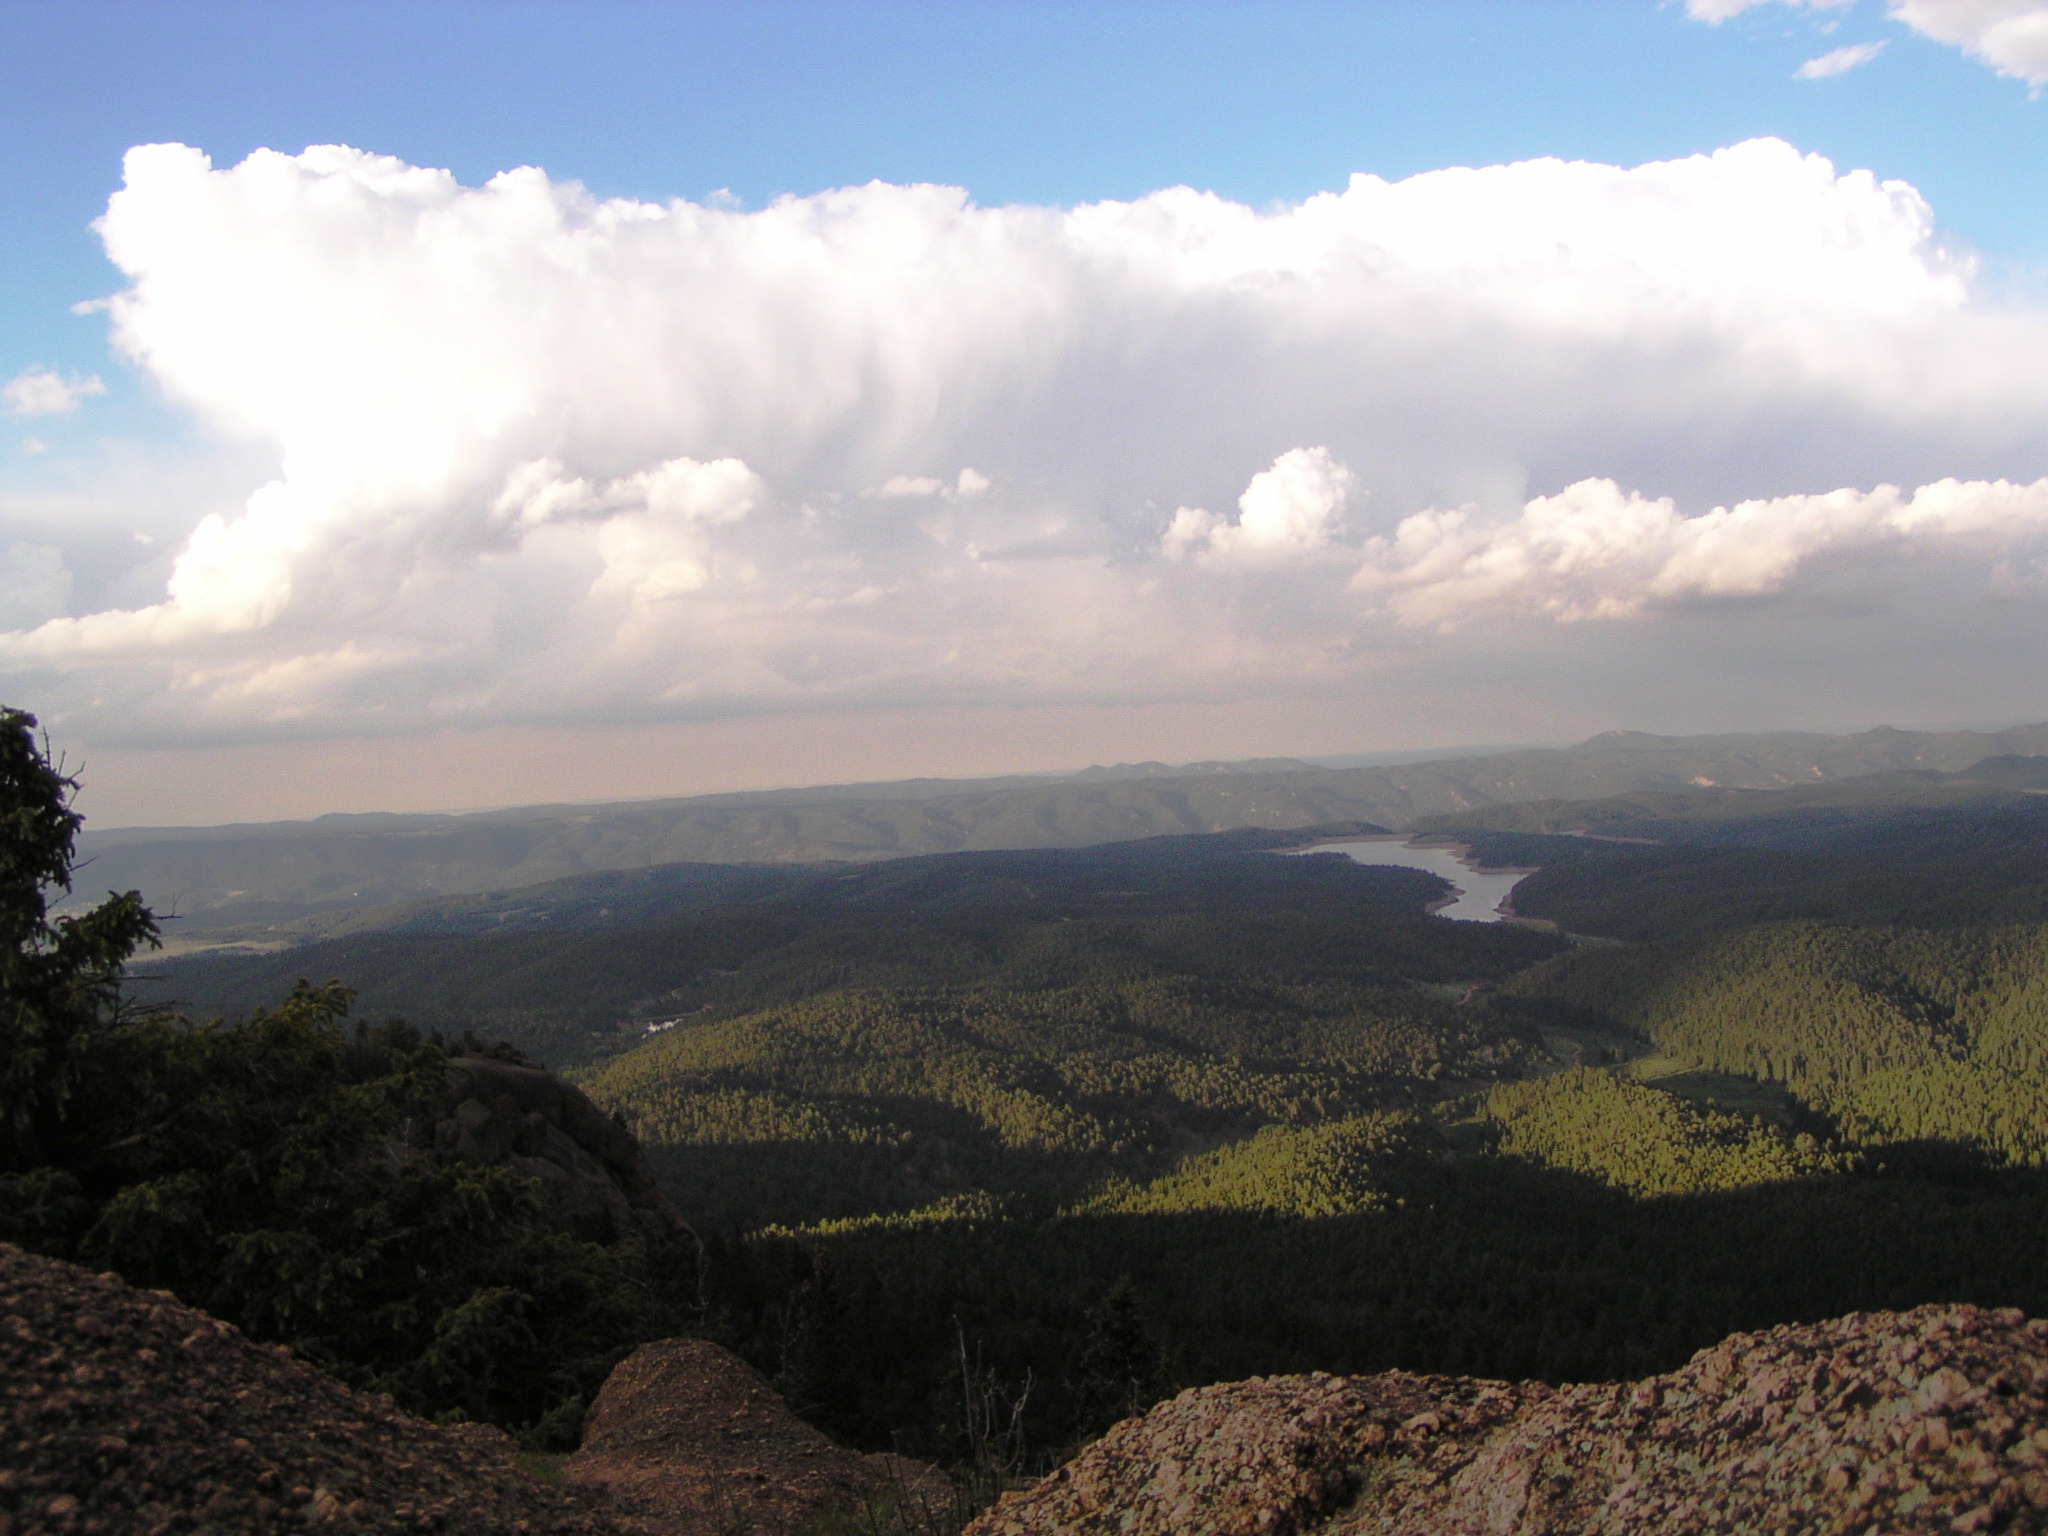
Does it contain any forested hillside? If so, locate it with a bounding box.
[0,710,696,1449]
[148,829,1549,1069]
[658,775,2048,1456]
[1457,797,2048,939]
[587,946,1544,1228]
[1485,1069,1844,1196]
[1506,923,2048,1165]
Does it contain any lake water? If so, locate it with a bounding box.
[1286,837,1530,922]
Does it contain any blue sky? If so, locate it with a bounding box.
[3,1,2046,822]
[5,0,2042,380]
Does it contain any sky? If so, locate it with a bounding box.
[3,0,2047,826]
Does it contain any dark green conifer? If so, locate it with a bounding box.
[0,705,698,1439]
[776,1249,859,1436]
[1068,1276,1171,1437]
[0,707,157,1173]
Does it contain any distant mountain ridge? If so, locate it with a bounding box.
[77,721,2048,924]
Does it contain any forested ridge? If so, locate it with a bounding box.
[1485,1069,1845,1197]
[650,772,2048,1457]
[151,829,1548,1068]
[575,856,1555,1228]
[1506,922,2048,1165]
[592,975,1527,1228]
[1441,778,2048,939]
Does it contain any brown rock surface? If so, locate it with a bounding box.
[0,1242,626,1536]
[970,1305,2048,1536]
[564,1338,947,1535]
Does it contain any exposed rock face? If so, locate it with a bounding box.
[0,1242,626,1535]
[422,1054,686,1246]
[564,1338,948,1535]
[970,1305,2048,1536]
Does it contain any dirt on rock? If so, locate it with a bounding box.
[0,1242,627,1536]
[564,1338,948,1535]
[969,1304,2048,1536]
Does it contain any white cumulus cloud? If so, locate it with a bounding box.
[867,469,992,501]
[0,138,2044,741]
[2,369,105,418]
[1353,476,2048,627]
[1165,448,1355,566]
[1893,0,2048,85]
[871,475,950,500]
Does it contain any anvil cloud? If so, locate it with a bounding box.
[3,137,2045,742]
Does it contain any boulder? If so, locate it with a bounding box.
[970,1304,2048,1536]
[564,1338,950,1535]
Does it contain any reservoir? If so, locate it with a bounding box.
[1287,837,1530,922]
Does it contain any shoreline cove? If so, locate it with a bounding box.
[1285,836,1537,923]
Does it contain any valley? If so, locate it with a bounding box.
[109,726,2048,1467]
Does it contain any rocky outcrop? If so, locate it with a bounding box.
[0,1242,627,1536]
[564,1338,949,1535]
[970,1305,2048,1536]
[414,1053,686,1246]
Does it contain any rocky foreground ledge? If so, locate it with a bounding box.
[0,1240,940,1536]
[970,1306,2048,1536]
[0,1242,625,1536]
[15,1228,2048,1536]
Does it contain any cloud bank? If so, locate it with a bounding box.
[3,138,2047,744]
[1354,476,2048,627]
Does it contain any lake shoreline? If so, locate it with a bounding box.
[1283,834,1538,923]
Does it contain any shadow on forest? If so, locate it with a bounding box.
[646,1113,1114,1232]
[696,1151,2048,1461]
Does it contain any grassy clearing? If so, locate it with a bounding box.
[1533,1025,1650,1072]
[513,1451,568,1485]
[1629,1056,1802,1127]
